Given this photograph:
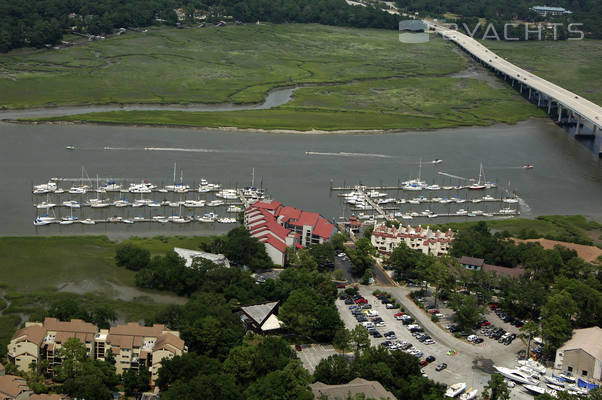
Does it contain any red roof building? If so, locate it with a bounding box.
[244,200,336,266]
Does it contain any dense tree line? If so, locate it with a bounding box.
[396,0,602,38]
[313,348,445,400]
[0,0,399,52]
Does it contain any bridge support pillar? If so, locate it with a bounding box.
[557,105,562,123]
[537,93,541,107]
[529,88,532,100]
[575,116,581,135]
[547,100,552,114]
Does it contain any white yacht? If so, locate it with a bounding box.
[524,385,546,395]
[90,200,110,208]
[367,190,387,198]
[499,208,518,215]
[401,214,413,220]
[122,219,134,224]
[152,216,168,223]
[440,198,453,204]
[445,383,467,398]
[426,184,441,190]
[494,366,538,385]
[482,195,496,201]
[104,182,121,192]
[184,200,205,208]
[216,189,238,199]
[134,215,145,222]
[197,213,217,223]
[80,218,95,225]
[147,201,161,207]
[113,199,129,207]
[217,217,237,224]
[36,201,56,209]
[34,215,56,226]
[68,186,87,194]
[33,181,58,194]
[62,200,81,208]
[459,388,478,400]
[208,200,225,207]
[107,216,122,223]
[227,205,243,213]
[456,209,468,216]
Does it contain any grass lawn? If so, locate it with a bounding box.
[482,39,602,106]
[0,24,464,108]
[433,215,602,248]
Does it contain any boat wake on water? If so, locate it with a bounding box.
[101,146,228,153]
[305,151,392,158]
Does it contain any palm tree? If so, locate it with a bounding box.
[520,321,541,359]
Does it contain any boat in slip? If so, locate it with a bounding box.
[122,219,134,224]
[134,215,145,222]
[459,388,478,400]
[401,214,413,220]
[216,189,238,199]
[152,216,168,223]
[167,215,190,223]
[197,213,217,223]
[426,184,441,190]
[62,200,81,208]
[80,218,95,225]
[184,200,205,208]
[456,209,468,216]
[68,186,87,194]
[103,181,121,192]
[524,385,546,396]
[113,199,129,207]
[35,201,56,209]
[33,181,57,194]
[217,217,237,224]
[147,201,161,207]
[208,200,225,207]
[89,200,110,208]
[34,215,56,226]
[445,383,467,398]
[468,163,487,190]
[227,205,243,213]
[107,216,122,223]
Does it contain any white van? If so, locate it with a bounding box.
[362,322,375,329]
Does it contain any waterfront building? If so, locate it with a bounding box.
[554,327,602,381]
[459,256,526,279]
[530,5,572,16]
[7,318,186,384]
[0,374,32,400]
[371,224,454,256]
[244,200,336,266]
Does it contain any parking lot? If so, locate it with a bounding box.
[336,286,535,400]
[296,344,338,373]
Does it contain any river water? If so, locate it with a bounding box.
[0,118,601,236]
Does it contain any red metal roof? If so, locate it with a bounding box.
[313,218,335,239]
[257,234,287,253]
[252,200,282,211]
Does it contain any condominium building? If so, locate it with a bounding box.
[244,200,336,266]
[371,224,454,256]
[8,318,186,384]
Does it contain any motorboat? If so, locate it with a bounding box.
[54,188,65,194]
[80,218,95,225]
[68,186,87,194]
[545,388,558,398]
[544,376,564,387]
[367,190,387,198]
[184,200,205,208]
[90,200,110,208]
[456,209,468,216]
[498,208,518,215]
[432,159,443,165]
[426,184,441,190]
[62,200,81,208]
[217,217,237,224]
[152,216,168,223]
[518,359,546,374]
[401,214,413,220]
[471,198,482,203]
[445,383,467,398]
[128,182,155,193]
[494,366,538,385]
[107,216,122,223]
[546,383,564,392]
[403,183,425,191]
[36,201,56,209]
[33,181,58,193]
[503,197,519,204]
[440,198,453,204]
[430,197,443,202]
[482,195,496,201]
[34,217,55,226]
[459,388,478,400]
[147,201,161,207]
[408,198,421,205]
[122,219,134,224]
[197,212,217,223]
[227,205,243,213]
[208,200,225,207]
[113,199,129,207]
[165,183,190,193]
[522,163,534,169]
[134,215,145,221]
[524,385,545,395]
[453,197,466,204]
[104,181,121,192]
[216,189,238,199]
[66,145,75,150]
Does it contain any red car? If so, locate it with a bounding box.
[428,309,439,314]
[336,284,346,289]
[295,344,302,352]
[419,360,429,367]
[481,321,491,327]
[394,312,404,317]
[489,304,498,310]
[355,298,368,304]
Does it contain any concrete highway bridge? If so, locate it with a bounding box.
[432,24,602,156]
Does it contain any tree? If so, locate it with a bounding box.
[333,328,351,353]
[91,305,116,329]
[313,354,353,385]
[450,293,484,331]
[56,338,88,379]
[426,255,456,307]
[349,325,370,353]
[122,368,150,396]
[520,321,540,358]
[482,374,510,400]
[244,361,313,400]
[115,243,150,271]
[332,233,347,251]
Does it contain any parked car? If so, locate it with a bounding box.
[344,298,354,305]
[355,298,368,304]
[435,363,448,371]
[336,283,346,289]
[474,338,484,344]
[419,360,429,367]
[426,355,436,363]
[386,303,399,309]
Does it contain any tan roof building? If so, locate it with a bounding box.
[309,378,397,400]
[554,327,602,381]
[240,302,284,333]
[8,319,186,385]
[30,395,70,400]
[0,375,32,400]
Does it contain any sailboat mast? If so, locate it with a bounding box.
[252,168,255,187]
[173,162,176,183]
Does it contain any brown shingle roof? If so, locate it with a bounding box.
[12,325,46,345]
[309,378,397,400]
[44,318,97,334]
[154,333,185,352]
[108,323,165,337]
[31,394,70,400]
[482,264,526,279]
[459,256,485,267]
[0,375,31,398]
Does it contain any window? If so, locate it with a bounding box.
[582,370,587,376]
[567,366,573,372]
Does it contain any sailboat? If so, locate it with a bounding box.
[468,163,486,190]
[403,159,427,191]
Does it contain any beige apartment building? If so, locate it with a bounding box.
[8,318,186,384]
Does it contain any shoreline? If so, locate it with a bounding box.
[3,117,547,135]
